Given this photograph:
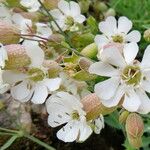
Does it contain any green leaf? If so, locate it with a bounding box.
[105,111,122,129]
[0,135,18,150]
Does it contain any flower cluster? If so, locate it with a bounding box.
[0,0,149,148]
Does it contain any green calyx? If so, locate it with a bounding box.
[121,65,142,86]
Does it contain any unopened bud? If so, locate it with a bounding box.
[4,44,31,70]
[79,0,91,13]
[104,8,116,18]
[126,113,144,149]
[82,93,117,121]
[49,34,65,43]
[0,21,21,44]
[144,29,150,42]
[43,0,60,10]
[119,110,129,124]
[78,57,93,72]
[81,43,98,59]
[43,60,62,78]
[93,2,108,13]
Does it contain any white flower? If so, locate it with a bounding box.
[35,23,52,39]
[3,41,61,104]
[0,43,8,68]
[20,0,41,12]
[46,92,92,142]
[95,16,141,53]
[50,0,86,31]
[89,43,150,114]
[12,13,32,34]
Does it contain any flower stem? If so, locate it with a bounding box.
[25,134,56,150]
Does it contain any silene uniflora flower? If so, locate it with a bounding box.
[20,0,42,12]
[50,0,86,31]
[3,41,61,104]
[46,92,93,142]
[89,43,150,114]
[95,16,141,54]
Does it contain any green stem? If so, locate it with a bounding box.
[25,134,56,150]
[0,132,17,136]
[0,127,19,134]
[37,0,74,48]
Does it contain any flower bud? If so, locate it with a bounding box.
[82,93,117,121]
[80,43,98,59]
[104,8,116,18]
[126,113,144,149]
[5,44,31,70]
[0,21,21,44]
[43,60,62,78]
[94,2,108,13]
[79,0,91,13]
[119,110,129,124]
[49,34,65,43]
[144,29,150,42]
[78,57,93,72]
[43,0,60,10]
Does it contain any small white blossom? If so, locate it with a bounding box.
[46,92,93,142]
[89,43,150,114]
[95,16,141,54]
[3,41,61,103]
[50,0,86,31]
[20,0,42,12]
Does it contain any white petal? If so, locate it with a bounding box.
[58,0,70,16]
[101,85,125,107]
[122,89,141,112]
[136,89,150,114]
[74,15,86,23]
[57,121,79,142]
[47,104,71,127]
[70,1,81,16]
[50,9,64,19]
[141,78,150,93]
[126,30,141,42]
[94,35,109,48]
[117,16,132,34]
[123,42,139,64]
[93,115,104,134]
[11,81,31,102]
[42,78,61,91]
[95,77,120,100]
[141,45,150,69]
[99,16,117,36]
[23,40,44,67]
[2,71,27,84]
[89,62,119,77]
[31,83,48,104]
[100,46,126,68]
[78,122,92,142]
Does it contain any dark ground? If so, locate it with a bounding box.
[0,112,124,150]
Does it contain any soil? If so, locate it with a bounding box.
[0,112,125,150]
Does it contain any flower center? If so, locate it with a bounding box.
[27,68,45,82]
[112,34,124,43]
[71,110,80,120]
[121,66,142,86]
[65,16,74,26]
